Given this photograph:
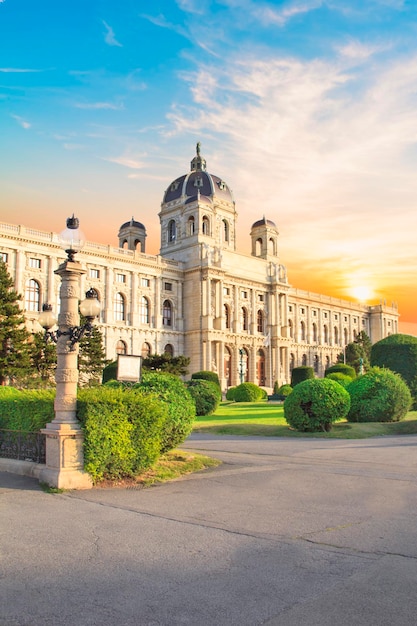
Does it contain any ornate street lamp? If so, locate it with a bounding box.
[39,215,97,490]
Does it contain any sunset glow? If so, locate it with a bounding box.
[0,0,416,334]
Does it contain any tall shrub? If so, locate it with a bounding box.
[347,367,411,423]
[291,366,314,387]
[135,371,196,453]
[371,334,417,408]
[191,370,221,388]
[284,378,350,432]
[325,364,356,380]
[186,379,221,415]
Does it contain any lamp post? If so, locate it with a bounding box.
[39,216,99,490]
[239,348,244,384]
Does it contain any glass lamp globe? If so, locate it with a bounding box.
[38,303,57,330]
[79,288,101,321]
[60,214,86,261]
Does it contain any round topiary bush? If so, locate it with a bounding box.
[325,372,353,389]
[347,367,412,423]
[291,366,314,387]
[186,379,221,416]
[277,384,293,397]
[284,378,350,432]
[234,382,265,402]
[325,363,356,380]
[135,371,196,453]
[371,334,417,409]
[226,386,237,401]
[191,370,221,388]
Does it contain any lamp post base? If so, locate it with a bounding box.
[39,425,93,490]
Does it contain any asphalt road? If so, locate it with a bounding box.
[2,433,417,625]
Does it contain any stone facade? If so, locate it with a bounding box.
[0,146,399,391]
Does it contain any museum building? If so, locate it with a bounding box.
[0,145,399,390]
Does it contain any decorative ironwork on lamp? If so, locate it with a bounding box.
[38,288,101,349]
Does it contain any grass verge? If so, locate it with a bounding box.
[95,450,221,488]
[194,402,417,439]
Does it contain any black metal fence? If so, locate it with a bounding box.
[0,430,46,464]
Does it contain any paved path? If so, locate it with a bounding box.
[2,433,417,625]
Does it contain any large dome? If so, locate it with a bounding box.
[162,143,234,205]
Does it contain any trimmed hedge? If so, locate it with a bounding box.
[226,386,237,401]
[234,382,265,402]
[186,379,221,416]
[284,378,350,432]
[291,366,314,387]
[0,388,54,431]
[191,370,221,388]
[325,364,356,380]
[371,334,417,409]
[347,367,412,423]
[78,387,167,481]
[135,371,196,453]
[102,360,118,384]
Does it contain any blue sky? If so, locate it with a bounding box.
[1,0,417,329]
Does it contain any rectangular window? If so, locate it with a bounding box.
[323,312,328,319]
[29,257,41,269]
[353,317,357,323]
[141,277,150,287]
[116,273,126,283]
[344,316,348,322]
[223,287,230,296]
[288,305,293,312]
[164,282,173,291]
[0,252,8,263]
[300,307,305,314]
[334,314,338,320]
[312,310,317,317]
[89,268,100,279]
[241,290,247,299]
[258,294,264,302]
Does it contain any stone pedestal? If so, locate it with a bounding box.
[39,424,92,490]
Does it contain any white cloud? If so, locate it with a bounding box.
[0,67,42,73]
[254,0,323,26]
[102,20,122,47]
[11,114,31,129]
[103,156,144,169]
[74,102,123,110]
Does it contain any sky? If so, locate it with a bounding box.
[1,0,416,334]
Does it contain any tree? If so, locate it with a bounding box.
[339,331,372,372]
[78,319,109,386]
[142,353,190,376]
[29,332,57,385]
[0,261,31,385]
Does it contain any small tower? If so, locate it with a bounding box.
[250,216,279,259]
[118,217,147,252]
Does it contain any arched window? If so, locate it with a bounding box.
[116,340,127,356]
[255,238,262,256]
[224,304,231,329]
[353,329,357,340]
[302,354,307,366]
[187,216,195,236]
[140,296,150,324]
[25,279,40,312]
[290,353,295,371]
[300,320,306,342]
[268,237,276,255]
[164,343,174,356]
[114,293,125,321]
[313,355,319,373]
[288,319,293,338]
[241,307,248,331]
[163,300,172,326]
[202,215,210,235]
[168,219,176,242]
[141,342,151,358]
[223,219,229,243]
[238,348,249,383]
[312,322,318,343]
[257,310,264,333]
[325,355,330,369]
[334,326,339,345]
[323,324,328,344]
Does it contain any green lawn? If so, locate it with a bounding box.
[194,402,417,439]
